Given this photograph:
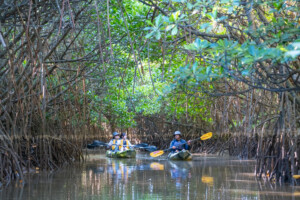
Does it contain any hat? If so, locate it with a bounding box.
[174,131,181,136]
[113,132,119,137]
[121,133,126,138]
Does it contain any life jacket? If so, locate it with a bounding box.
[111,139,121,151]
[120,139,129,150]
[170,139,187,151]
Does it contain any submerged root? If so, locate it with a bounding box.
[206,132,300,185]
[0,136,83,186]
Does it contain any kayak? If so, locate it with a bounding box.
[106,149,136,158]
[167,149,192,161]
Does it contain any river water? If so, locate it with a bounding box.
[1,152,300,200]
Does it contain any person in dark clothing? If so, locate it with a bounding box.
[169,131,191,152]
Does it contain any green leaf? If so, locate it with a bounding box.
[241,57,254,64]
[166,24,175,31]
[155,15,162,27]
[291,42,300,49]
[273,2,283,10]
[143,27,152,31]
[145,31,155,38]
[271,17,277,23]
[248,45,257,57]
[162,16,170,23]
[184,43,197,51]
[202,7,207,15]
[206,13,213,20]
[192,62,198,74]
[171,11,180,22]
[175,11,180,19]
[285,50,300,58]
[200,23,212,30]
[233,0,240,6]
[217,16,228,22]
[187,3,193,9]
[212,8,217,19]
[156,89,163,96]
[241,69,249,76]
[194,38,209,50]
[206,66,211,75]
[171,26,178,35]
[145,20,154,26]
[155,31,161,40]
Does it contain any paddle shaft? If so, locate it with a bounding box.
[109,144,156,152]
[93,141,147,147]
[150,132,212,157]
[149,139,194,157]
[107,144,146,148]
[169,134,212,150]
[167,137,201,151]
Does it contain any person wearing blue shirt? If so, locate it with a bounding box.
[170,131,191,152]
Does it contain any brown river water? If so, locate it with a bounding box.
[1,152,300,200]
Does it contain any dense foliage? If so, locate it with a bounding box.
[0,0,299,185]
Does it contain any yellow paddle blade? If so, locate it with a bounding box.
[293,175,300,179]
[150,162,164,170]
[150,150,165,157]
[200,132,213,140]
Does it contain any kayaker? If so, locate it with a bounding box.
[108,132,121,152]
[120,132,133,151]
[170,131,191,153]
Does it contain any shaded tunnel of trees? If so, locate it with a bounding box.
[0,0,299,186]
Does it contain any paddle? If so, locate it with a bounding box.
[293,175,300,179]
[133,143,157,151]
[87,140,108,148]
[149,132,213,158]
[122,144,157,152]
[133,143,149,148]
[87,140,157,152]
[137,145,157,152]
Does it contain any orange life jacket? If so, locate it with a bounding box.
[120,139,129,150]
[111,139,121,151]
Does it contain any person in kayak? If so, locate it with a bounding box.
[120,132,133,151]
[170,131,191,153]
[108,132,122,152]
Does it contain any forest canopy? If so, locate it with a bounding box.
[0,0,299,184]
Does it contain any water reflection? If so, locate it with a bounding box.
[201,176,214,186]
[107,159,134,184]
[168,161,192,189]
[86,165,105,174]
[137,162,164,171]
[1,154,300,200]
[106,159,166,183]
